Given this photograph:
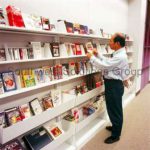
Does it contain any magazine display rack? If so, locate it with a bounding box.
[0,25,135,150]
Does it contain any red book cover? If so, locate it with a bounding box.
[6,5,25,27]
[53,66,58,80]
[57,65,62,79]
[75,44,82,55]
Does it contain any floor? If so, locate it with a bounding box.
[81,84,150,150]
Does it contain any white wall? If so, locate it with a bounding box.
[128,0,147,92]
[0,0,128,33]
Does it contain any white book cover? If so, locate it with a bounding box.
[34,68,45,84]
[31,14,42,30]
[67,43,74,56]
[14,73,22,89]
[31,42,42,59]
[8,48,14,60]
[13,48,20,60]
[44,122,64,139]
[44,43,52,58]
[59,43,68,57]
[30,98,43,115]
[22,48,28,60]
[80,44,86,56]
[22,13,35,29]
[5,47,11,61]
[56,20,66,33]
[51,89,62,107]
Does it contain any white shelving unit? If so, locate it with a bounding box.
[75,86,104,106]
[0,55,86,65]
[0,71,99,100]
[0,25,135,150]
[41,120,75,150]
[0,94,75,144]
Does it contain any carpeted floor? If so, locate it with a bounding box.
[81,84,150,150]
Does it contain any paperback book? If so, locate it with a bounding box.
[34,68,45,84]
[5,107,22,126]
[42,66,53,82]
[41,17,50,30]
[29,98,43,115]
[22,69,36,88]
[50,42,60,57]
[42,95,53,110]
[1,72,17,92]
[51,89,61,107]
[23,127,53,150]
[0,48,6,61]
[44,122,64,139]
[19,104,32,120]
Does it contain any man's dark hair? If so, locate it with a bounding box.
[114,34,125,47]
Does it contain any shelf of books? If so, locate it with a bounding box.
[0,5,135,150]
[0,55,87,65]
[0,71,99,100]
[0,94,75,144]
[76,109,105,133]
[41,120,75,150]
[75,86,104,106]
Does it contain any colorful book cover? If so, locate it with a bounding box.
[73,23,80,34]
[34,68,45,84]
[44,123,64,139]
[6,5,25,27]
[71,107,80,122]
[5,107,22,126]
[2,72,17,92]
[69,62,76,76]
[50,42,60,57]
[42,95,53,110]
[65,21,74,33]
[41,16,50,30]
[53,66,58,80]
[42,66,53,82]
[23,127,53,150]
[22,69,36,87]
[0,139,25,150]
[57,65,63,79]
[19,104,32,120]
[0,48,6,61]
[80,25,88,34]
[75,44,82,55]
[29,98,43,115]
[51,89,62,107]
